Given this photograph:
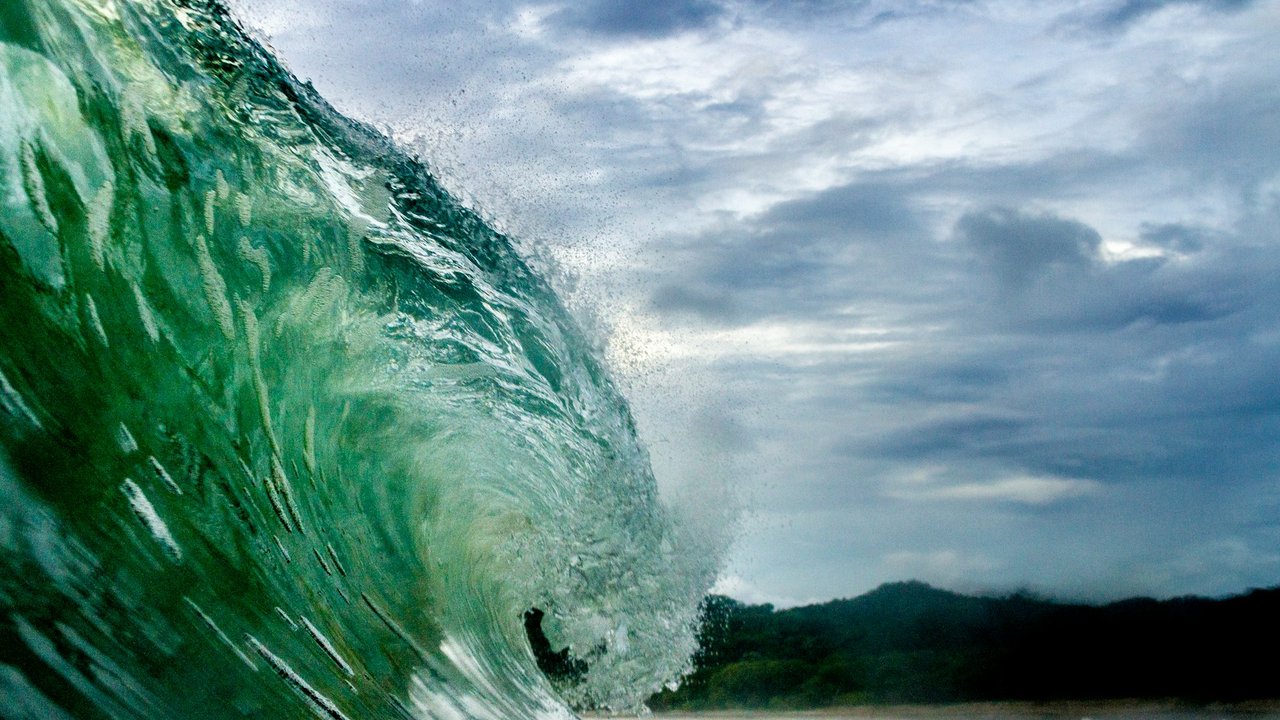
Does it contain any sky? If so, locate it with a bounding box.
[228,0,1280,607]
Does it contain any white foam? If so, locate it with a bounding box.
[194,234,234,340]
[121,479,181,561]
[204,190,216,235]
[273,534,292,563]
[184,598,256,670]
[275,606,299,631]
[347,221,366,275]
[301,616,355,677]
[84,294,108,347]
[238,236,272,293]
[0,368,41,429]
[87,182,114,268]
[132,284,160,343]
[148,456,181,495]
[235,192,252,227]
[246,635,351,720]
[215,169,230,200]
[20,142,57,235]
[303,405,316,475]
[116,423,138,454]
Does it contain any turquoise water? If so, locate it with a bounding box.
[0,0,715,717]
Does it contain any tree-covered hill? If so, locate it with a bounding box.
[647,581,1280,710]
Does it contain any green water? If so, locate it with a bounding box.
[0,0,715,717]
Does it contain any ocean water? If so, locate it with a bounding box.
[0,0,716,717]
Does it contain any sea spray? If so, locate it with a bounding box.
[0,0,718,717]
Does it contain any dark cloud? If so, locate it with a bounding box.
[866,360,1011,404]
[746,0,863,12]
[862,0,981,27]
[550,0,726,37]
[1146,77,1280,190]
[1069,0,1254,33]
[982,246,1249,333]
[1140,223,1212,253]
[738,0,979,30]
[957,207,1101,287]
[869,415,1030,459]
[898,151,1140,208]
[649,182,935,326]
[650,284,743,324]
[760,182,922,238]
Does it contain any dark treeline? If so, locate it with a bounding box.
[646,581,1280,710]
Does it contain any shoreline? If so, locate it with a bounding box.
[635,700,1280,719]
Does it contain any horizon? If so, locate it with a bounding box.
[710,576,1280,610]
[231,0,1280,607]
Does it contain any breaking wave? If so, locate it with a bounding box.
[0,1,716,717]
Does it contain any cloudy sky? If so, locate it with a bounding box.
[230,0,1280,606]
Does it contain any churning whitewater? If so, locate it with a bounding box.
[0,0,717,717]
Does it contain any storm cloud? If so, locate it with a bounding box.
[550,0,727,37]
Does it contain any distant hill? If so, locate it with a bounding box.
[646,581,1280,710]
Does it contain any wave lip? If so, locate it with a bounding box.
[0,0,716,717]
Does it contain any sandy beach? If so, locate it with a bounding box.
[621,701,1280,720]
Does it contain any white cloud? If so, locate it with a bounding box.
[887,474,1103,506]
[711,573,817,609]
[882,549,1003,588]
[606,310,903,371]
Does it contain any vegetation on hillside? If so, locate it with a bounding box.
[645,581,1280,711]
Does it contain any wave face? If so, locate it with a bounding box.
[0,1,714,717]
